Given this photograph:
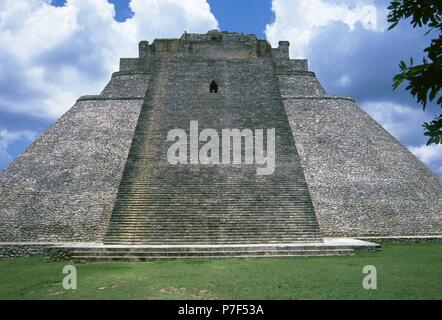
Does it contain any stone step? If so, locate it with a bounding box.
[104,236,322,241]
[102,239,323,245]
[106,213,318,218]
[103,232,322,236]
[113,196,313,199]
[71,253,352,261]
[104,235,321,240]
[115,198,312,201]
[115,189,311,191]
[114,201,312,204]
[112,203,314,207]
[105,218,320,223]
[65,247,353,261]
[73,244,360,253]
[103,236,322,241]
[109,212,316,216]
[114,188,313,192]
[106,227,319,231]
[106,226,318,230]
[102,242,324,246]
[114,206,313,209]
[103,235,322,238]
[103,234,322,238]
[106,222,320,226]
[110,211,316,215]
[56,243,355,261]
[116,185,311,188]
[102,58,323,245]
[116,183,312,186]
[111,210,316,214]
[106,223,319,227]
[114,189,313,193]
[108,220,317,225]
[108,209,320,221]
[104,229,320,234]
[71,249,352,257]
[104,226,321,231]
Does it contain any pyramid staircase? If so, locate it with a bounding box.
[71,57,351,260]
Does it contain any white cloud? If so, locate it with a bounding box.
[0,0,217,119]
[361,101,442,176]
[409,144,442,176]
[264,0,441,177]
[0,128,37,168]
[360,101,430,141]
[336,74,351,87]
[265,0,378,57]
[130,0,216,39]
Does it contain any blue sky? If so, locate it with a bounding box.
[0,0,441,177]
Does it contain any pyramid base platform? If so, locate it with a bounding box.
[42,238,380,262]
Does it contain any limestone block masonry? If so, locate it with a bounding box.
[0,30,441,259]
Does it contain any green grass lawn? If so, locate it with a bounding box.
[0,243,440,299]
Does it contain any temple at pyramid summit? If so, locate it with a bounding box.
[0,30,441,260]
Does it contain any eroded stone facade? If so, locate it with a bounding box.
[0,30,441,248]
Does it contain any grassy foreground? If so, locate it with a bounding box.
[0,243,440,299]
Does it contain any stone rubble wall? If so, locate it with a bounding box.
[0,243,54,260]
[0,98,144,242]
[119,58,150,72]
[277,72,326,97]
[281,96,442,236]
[100,71,150,98]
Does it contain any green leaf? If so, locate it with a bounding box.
[388,21,399,30]
[400,60,407,69]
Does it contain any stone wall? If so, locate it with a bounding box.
[119,59,150,72]
[277,72,326,97]
[281,96,442,236]
[0,98,144,242]
[0,243,54,260]
[100,71,150,98]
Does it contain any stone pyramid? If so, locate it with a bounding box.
[0,31,440,260]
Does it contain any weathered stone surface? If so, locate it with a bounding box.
[100,71,150,98]
[0,99,143,241]
[104,55,322,245]
[281,96,442,236]
[0,30,440,258]
[0,243,53,260]
[45,239,381,262]
[277,72,326,97]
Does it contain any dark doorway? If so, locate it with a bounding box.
[210,80,218,93]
